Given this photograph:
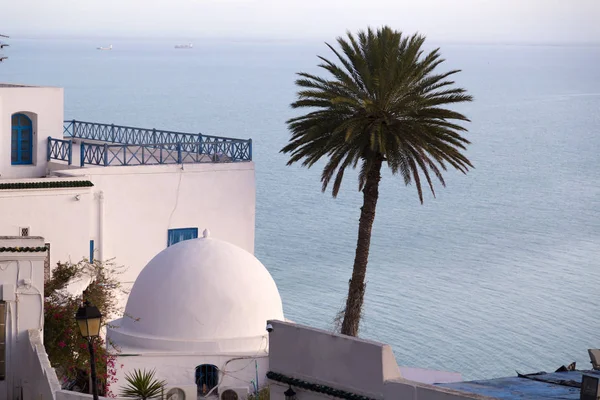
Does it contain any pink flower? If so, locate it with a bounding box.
[58,341,66,348]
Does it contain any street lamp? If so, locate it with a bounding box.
[284,386,297,400]
[75,300,102,400]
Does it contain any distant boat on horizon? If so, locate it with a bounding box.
[175,43,193,49]
[97,44,112,51]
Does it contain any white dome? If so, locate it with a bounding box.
[110,234,284,352]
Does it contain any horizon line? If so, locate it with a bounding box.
[3,33,600,48]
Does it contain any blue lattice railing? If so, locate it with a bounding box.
[49,120,252,166]
[47,137,72,165]
[79,140,251,167]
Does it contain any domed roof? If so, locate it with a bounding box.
[118,231,284,347]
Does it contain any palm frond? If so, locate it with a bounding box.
[120,369,167,400]
[282,25,473,202]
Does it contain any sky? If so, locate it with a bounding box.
[0,0,599,44]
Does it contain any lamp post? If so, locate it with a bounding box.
[75,300,102,400]
[284,386,297,400]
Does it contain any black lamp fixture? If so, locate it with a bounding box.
[284,385,297,400]
[75,300,102,400]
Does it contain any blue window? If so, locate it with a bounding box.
[195,364,219,396]
[11,113,33,165]
[167,228,198,247]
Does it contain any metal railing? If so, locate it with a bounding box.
[63,120,250,150]
[47,137,72,165]
[48,120,253,166]
[79,140,251,167]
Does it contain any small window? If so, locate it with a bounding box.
[11,113,33,165]
[20,227,29,237]
[195,364,218,396]
[167,228,198,247]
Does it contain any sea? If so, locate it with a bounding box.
[2,37,599,381]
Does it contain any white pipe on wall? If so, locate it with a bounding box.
[97,190,105,261]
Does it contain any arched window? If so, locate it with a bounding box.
[195,364,219,396]
[11,113,33,165]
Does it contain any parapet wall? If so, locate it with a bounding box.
[23,329,62,400]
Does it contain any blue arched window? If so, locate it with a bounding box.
[195,364,219,396]
[11,113,33,165]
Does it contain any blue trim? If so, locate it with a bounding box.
[47,137,73,164]
[89,240,94,261]
[167,228,198,247]
[11,113,33,165]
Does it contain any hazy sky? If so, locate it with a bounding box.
[1,0,599,43]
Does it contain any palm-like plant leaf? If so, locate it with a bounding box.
[281,26,473,336]
[120,369,167,400]
[282,26,473,201]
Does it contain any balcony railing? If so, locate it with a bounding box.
[79,140,251,167]
[49,120,252,166]
[63,120,247,148]
[47,137,72,164]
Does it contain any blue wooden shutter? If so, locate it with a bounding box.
[167,228,198,247]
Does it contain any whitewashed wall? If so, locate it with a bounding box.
[0,236,48,400]
[56,162,256,286]
[269,380,491,400]
[0,178,93,268]
[112,353,268,398]
[0,85,64,179]
[56,391,107,400]
[0,163,255,314]
[22,329,62,400]
[267,321,485,400]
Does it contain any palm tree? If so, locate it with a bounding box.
[281,26,473,337]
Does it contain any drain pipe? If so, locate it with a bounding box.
[96,191,105,261]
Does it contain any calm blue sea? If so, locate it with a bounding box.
[2,37,600,380]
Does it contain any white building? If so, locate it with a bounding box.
[0,235,61,400]
[107,230,284,399]
[1,82,586,400]
[0,83,255,301]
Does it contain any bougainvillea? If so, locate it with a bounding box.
[44,258,127,397]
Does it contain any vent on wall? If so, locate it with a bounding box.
[164,385,197,400]
[19,227,30,237]
[166,388,185,400]
[219,388,248,400]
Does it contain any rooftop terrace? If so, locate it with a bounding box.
[48,120,252,167]
[439,369,600,399]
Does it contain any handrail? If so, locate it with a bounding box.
[79,140,251,167]
[63,120,249,146]
[51,121,253,167]
[47,137,72,165]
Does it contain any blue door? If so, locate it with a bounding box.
[11,113,33,165]
[167,228,198,247]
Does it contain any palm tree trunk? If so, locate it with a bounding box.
[340,156,383,336]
